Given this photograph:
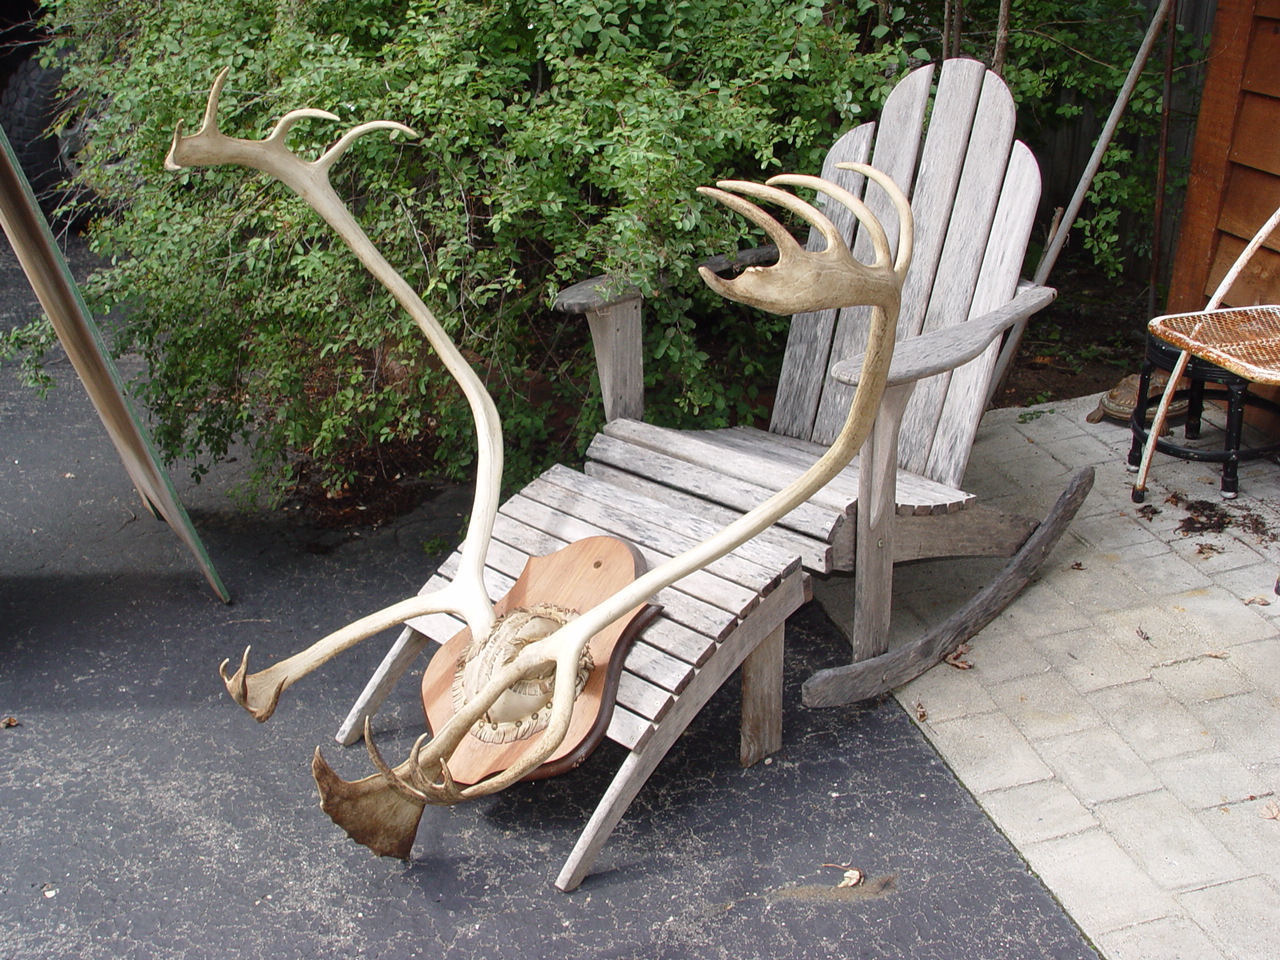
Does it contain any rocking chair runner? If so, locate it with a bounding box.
[340,58,1092,889]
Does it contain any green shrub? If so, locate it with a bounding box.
[5,0,1186,505]
[26,0,924,502]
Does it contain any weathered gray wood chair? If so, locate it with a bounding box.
[551,58,1092,707]
[341,57,1092,890]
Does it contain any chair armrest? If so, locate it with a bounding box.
[698,245,779,277]
[553,275,646,423]
[830,282,1056,388]
[553,275,642,314]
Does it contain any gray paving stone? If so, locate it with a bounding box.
[1086,679,1216,762]
[988,671,1104,742]
[1179,876,1280,960]
[1167,529,1269,574]
[1031,627,1153,694]
[1096,916,1227,960]
[1093,791,1249,891]
[1103,535,1176,561]
[1119,549,1216,595]
[895,557,1007,622]
[1047,432,1120,470]
[1034,726,1161,805]
[1153,653,1253,705]
[969,420,1045,465]
[1044,548,1157,617]
[1093,601,1241,666]
[994,577,1095,638]
[1197,798,1280,888]
[962,618,1054,683]
[1128,498,1199,541]
[1192,693,1280,767]
[893,661,998,725]
[1252,759,1280,796]
[977,779,1097,845]
[1160,587,1276,646]
[1070,511,1166,552]
[1021,828,1179,935]
[1226,637,1280,699]
[919,712,1053,794]
[1210,561,1280,607]
[1010,406,1089,443]
[1152,751,1275,811]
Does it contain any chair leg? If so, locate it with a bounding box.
[1186,376,1205,440]
[556,571,805,891]
[1221,381,1247,499]
[334,625,432,746]
[555,626,781,893]
[739,624,783,767]
[852,383,913,662]
[1128,360,1155,470]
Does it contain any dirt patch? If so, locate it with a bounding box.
[285,437,443,529]
[1164,491,1277,543]
[993,254,1150,408]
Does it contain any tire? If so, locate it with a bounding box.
[0,55,67,210]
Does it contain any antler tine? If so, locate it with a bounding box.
[165,67,417,192]
[716,179,847,261]
[267,108,342,144]
[695,183,808,260]
[834,162,914,280]
[696,173,901,316]
[218,646,286,722]
[765,173,890,269]
[200,66,232,133]
[316,121,419,174]
[364,718,430,803]
[164,66,232,171]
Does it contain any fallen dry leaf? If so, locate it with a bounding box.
[821,863,865,888]
[944,643,973,670]
[914,701,928,722]
[1244,596,1272,607]
[1070,561,1086,570]
[1,716,17,729]
[1136,627,1151,643]
[1261,801,1280,822]
[836,869,864,889]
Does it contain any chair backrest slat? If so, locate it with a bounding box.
[770,63,936,440]
[924,142,1041,484]
[895,68,1017,475]
[769,124,876,439]
[810,59,993,444]
[769,59,1041,489]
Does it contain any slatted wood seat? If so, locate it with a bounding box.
[339,57,1093,891]
[340,461,807,891]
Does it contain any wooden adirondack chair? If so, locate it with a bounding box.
[549,56,1094,708]
[340,57,1092,890]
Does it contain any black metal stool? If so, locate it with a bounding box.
[1128,332,1280,499]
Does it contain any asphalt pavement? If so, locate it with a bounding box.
[0,238,1096,959]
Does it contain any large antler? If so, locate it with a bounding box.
[175,71,913,858]
[168,69,501,720]
[696,166,911,314]
[310,164,915,856]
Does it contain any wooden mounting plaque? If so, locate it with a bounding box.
[421,536,655,785]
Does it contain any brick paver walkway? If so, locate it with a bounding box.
[819,394,1280,960]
